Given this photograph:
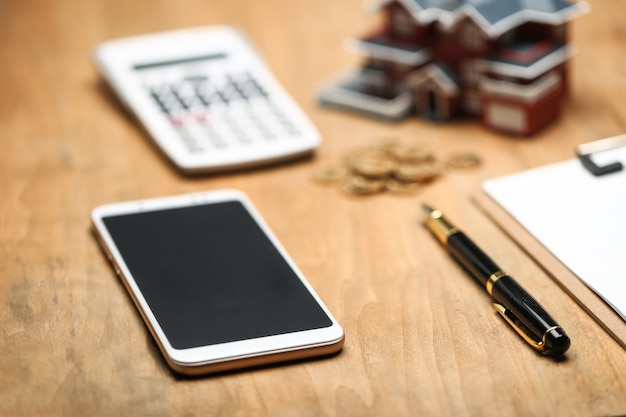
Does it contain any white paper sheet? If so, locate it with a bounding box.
[483,145,626,322]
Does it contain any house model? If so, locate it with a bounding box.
[318,0,589,135]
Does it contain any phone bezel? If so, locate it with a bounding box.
[91,189,344,375]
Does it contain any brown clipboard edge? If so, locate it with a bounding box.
[472,188,626,352]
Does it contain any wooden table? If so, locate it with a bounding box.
[2,0,625,416]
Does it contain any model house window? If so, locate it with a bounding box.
[461,22,485,51]
[391,8,414,38]
[462,60,483,84]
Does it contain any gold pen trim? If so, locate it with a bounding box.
[486,271,507,296]
[424,209,457,244]
[493,303,562,353]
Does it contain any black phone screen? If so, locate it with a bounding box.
[102,201,332,350]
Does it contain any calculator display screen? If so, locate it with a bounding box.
[102,201,332,350]
[132,53,228,71]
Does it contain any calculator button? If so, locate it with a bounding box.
[221,79,243,103]
[145,68,307,158]
[173,125,204,154]
[269,103,302,136]
[152,89,184,114]
[171,90,190,110]
[198,122,228,148]
[150,91,170,113]
[172,83,200,109]
[234,72,268,99]
[195,83,225,106]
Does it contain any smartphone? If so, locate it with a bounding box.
[91,189,344,375]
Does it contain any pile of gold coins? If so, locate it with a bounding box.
[312,139,481,196]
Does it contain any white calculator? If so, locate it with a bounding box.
[93,26,320,174]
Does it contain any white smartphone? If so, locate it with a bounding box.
[93,26,320,173]
[91,189,344,375]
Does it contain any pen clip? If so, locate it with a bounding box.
[493,303,558,353]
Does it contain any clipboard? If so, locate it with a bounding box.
[473,134,626,351]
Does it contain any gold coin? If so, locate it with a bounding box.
[385,179,422,195]
[446,152,482,169]
[353,158,396,178]
[312,163,348,184]
[340,176,385,196]
[345,148,390,164]
[391,145,435,164]
[394,163,442,183]
[345,149,396,178]
[312,138,480,198]
[371,138,400,154]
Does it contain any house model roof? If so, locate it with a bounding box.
[374,0,589,37]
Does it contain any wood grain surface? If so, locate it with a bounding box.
[1,0,625,416]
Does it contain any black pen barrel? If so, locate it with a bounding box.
[491,275,555,331]
[424,205,570,355]
[491,275,571,355]
[446,232,500,286]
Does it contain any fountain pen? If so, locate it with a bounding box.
[423,204,571,356]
